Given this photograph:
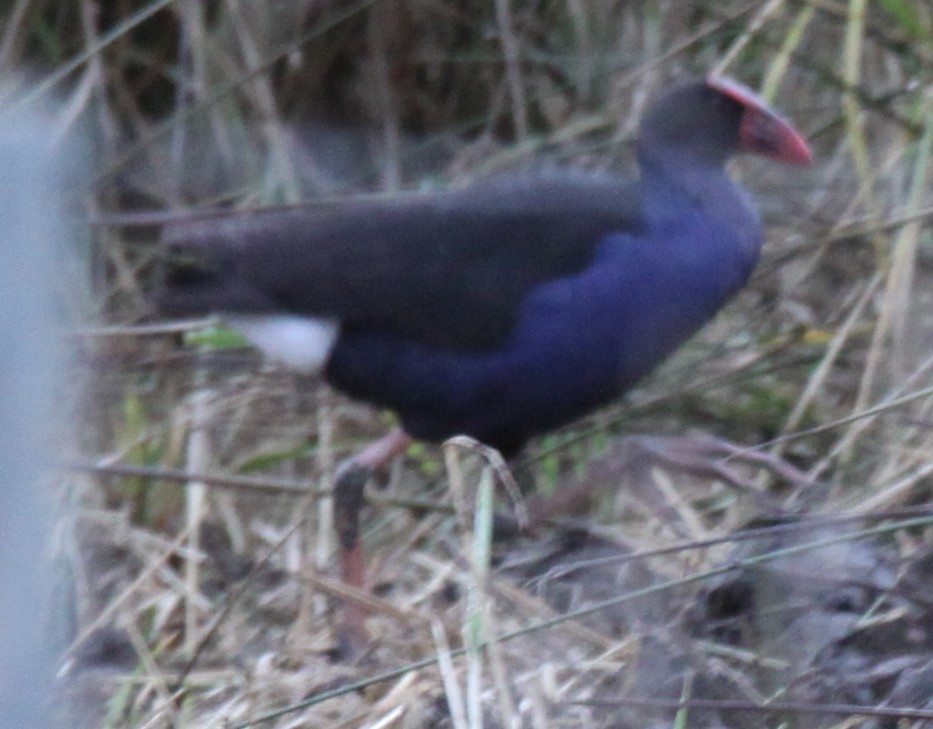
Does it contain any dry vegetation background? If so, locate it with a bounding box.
[5,0,933,726]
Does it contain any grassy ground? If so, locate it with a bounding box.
[7,0,933,726]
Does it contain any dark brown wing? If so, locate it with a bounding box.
[159,174,643,351]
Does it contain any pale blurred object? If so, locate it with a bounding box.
[0,99,68,728]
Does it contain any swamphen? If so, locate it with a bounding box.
[159,76,811,652]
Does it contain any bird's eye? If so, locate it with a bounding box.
[709,91,732,113]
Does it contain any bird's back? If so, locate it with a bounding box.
[159,173,642,352]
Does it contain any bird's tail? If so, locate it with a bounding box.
[156,217,270,316]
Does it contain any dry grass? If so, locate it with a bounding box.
[6,0,933,726]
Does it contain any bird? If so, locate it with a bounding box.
[157,75,812,653]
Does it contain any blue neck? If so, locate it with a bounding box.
[637,146,762,269]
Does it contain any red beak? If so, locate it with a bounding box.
[708,76,813,166]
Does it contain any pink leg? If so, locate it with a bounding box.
[332,428,412,657]
[521,433,816,532]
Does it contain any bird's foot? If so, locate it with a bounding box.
[333,464,370,550]
[329,540,372,663]
[336,428,414,486]
[521,433,818,533]
[626,433,816,497]
[332,427,414,551]
[330,428,414,658]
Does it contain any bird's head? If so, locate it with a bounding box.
[638,76,812,169]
